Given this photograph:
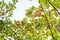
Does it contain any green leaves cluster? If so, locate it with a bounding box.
[0,0,18,40]
[0,0,60,40]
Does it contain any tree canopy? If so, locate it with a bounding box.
[0,0,60,40]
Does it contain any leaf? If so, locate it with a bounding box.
[12,0,18,4]
[54,12,58,17]
[38,17,45,22]
[45,4,50,9]
[26,6,36,17]
[27,31,32,36]
[40,0,46,3]
[53,0,60,8]
[58,18,60,23]
[8,11,13,17]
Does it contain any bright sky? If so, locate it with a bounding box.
[4,0,60,21]
[10,0,39,21]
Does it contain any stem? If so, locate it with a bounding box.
[38,0,44,10]
[45,9,57,40]
[45,16,56,40]
[48,0,60,15]
[38,0,57,40]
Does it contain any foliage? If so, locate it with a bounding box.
[0,0,60,40]
[0,0,18,40]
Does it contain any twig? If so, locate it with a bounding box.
[38,0,44,10]
[45,15,57,40]
[38,0,57,40]
[48,0,60,15]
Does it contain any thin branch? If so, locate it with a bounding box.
[47,0,60,15]
[39,0,57,40]
[45,15,57,40]
[38,0,44,10]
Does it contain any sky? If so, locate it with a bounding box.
[2,0,39,21]
[10,0,39,21]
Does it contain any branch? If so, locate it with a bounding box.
[38,0,57,39]
[38,0,44,10]
[45,15,57,40]
[48,0,60,15]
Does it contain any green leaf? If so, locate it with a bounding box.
[26,6,36,17]
[58,18,60,23]
[38,17,45,22]
[8,11,13,17]
[45,4,50,9]
[40,0,46,3]
[12,0,18,4]
[54,12,58,17]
